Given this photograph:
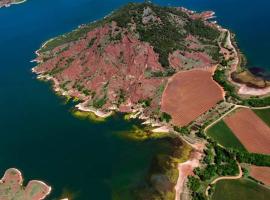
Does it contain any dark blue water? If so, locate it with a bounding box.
[0,0,269,199]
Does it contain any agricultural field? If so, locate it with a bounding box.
[253,108,270,127]
[224,108,270,154]
[161,70,224,126]
[206,120,246,151]
[212,179,270,200]
[250,166,270,186]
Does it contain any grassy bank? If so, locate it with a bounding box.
[206,120,246,151]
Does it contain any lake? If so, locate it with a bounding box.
[0,0,269,199]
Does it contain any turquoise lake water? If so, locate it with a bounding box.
[0,0,270,199]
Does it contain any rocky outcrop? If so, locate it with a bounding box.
[0,0,26,8]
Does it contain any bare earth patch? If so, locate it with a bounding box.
[224,108,270,154]
[0,168,51,200]
[174,143,204,200]
[250,166,270,186]
[161,69,224,126]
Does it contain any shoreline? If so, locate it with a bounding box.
[216,24,270,96]
[174,143,204,200]
[75,103,113,118]
[33,67,171,133]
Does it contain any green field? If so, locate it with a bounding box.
[212,179,270,200]
[206,120,246,151]
[253,108,270,127]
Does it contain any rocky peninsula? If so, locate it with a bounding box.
[32,2,270,200]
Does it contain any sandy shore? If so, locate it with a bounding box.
[174,143,204,200]
[152,126,170,133]
[238,84,270,96]
[75,103,113,118]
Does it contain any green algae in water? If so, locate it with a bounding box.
[72,109,107,123]
[112,123,193,200]
[116,125,170,141]
[32,81,190,200]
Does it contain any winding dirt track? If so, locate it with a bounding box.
[205,163,242,196]
[211,163,242,184]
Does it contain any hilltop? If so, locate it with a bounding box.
[33,2,223,120]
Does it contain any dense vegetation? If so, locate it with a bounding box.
[243,96,270,107]
[232,150,270,166]
[112,3,221,68]
[160,112,172,123]
[213,68,239,99]
[188,142,239,199]
[188,131,270,200]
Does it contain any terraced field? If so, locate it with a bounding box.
[212,179,270,200]
[206,120,246,151]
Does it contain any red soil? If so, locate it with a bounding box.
[35,24,166,112]
[224,108,270,154]
[250,166,270,186]
[175,143,205,200]
[161,70,224,126]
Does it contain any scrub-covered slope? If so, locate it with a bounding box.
[33,2,223,120]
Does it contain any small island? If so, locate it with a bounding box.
[0,0,26,8]
[0,168,51,200]
[33,2,270,200]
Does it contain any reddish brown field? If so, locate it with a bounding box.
[224,108,270,154]
[250,166,270,186]
[161,70,224,126]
